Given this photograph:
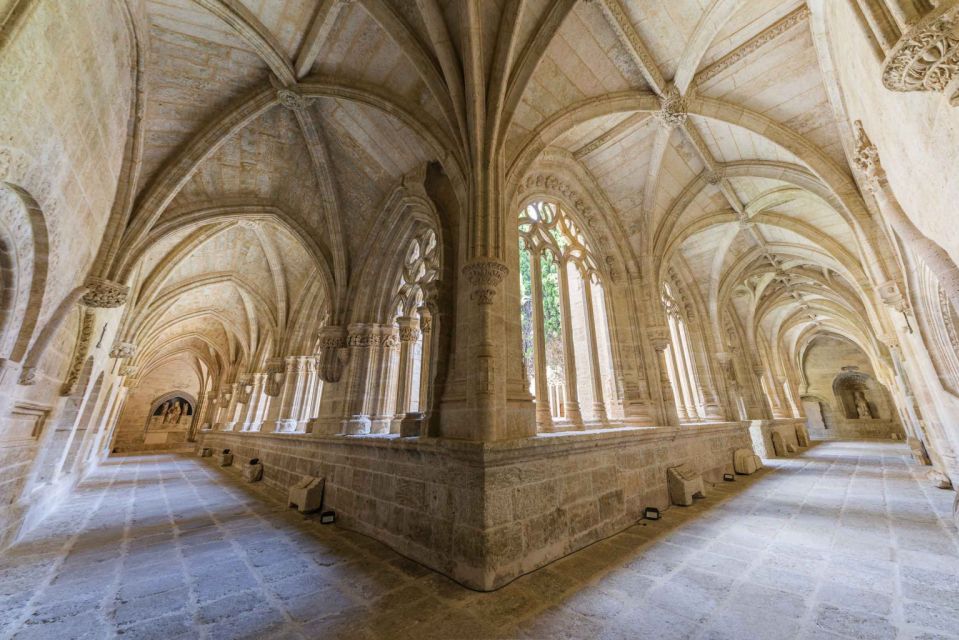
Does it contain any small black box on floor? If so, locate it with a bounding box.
[319,510,335,524]
[643,507,660,520]
[723,473,735,482]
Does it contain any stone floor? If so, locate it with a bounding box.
[1,441,957,640]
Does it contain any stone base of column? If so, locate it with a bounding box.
[221,422,238,432]
[369,417,392,435]
[345,415,371,435]
[563,402,584,428]
[399,412,426,437]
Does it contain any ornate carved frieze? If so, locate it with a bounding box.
[882,3,959,106]
[81,277,130,308]
[656,86,688,129]
[61,311,95,396]
[109,341,136,359]
[463,260,509,305]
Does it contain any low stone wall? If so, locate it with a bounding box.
[823,418,904,440]
[749,419,805,458]
[198,422,751,590]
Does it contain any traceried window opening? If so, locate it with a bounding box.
[391,230,438,423]
[662,283,703,422]
[519,200,612,430]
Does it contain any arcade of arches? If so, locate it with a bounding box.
[1,0,959,634]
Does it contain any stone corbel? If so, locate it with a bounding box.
[264,358,285,396]
[81,277,130,308]
[882,2,959,106]
[316,325,348,382]
[110,341,136,359]
[462,259,509,305]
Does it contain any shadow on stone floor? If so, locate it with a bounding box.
[2,441,958,640]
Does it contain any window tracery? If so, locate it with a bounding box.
[518,200,612,429]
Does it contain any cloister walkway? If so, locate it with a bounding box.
[0,440,957,640]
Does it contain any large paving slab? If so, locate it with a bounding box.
[0,440,956,640]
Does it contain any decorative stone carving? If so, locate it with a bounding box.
[61,311,95,396]
[852,120,887,194]
[704,168,725,185]
[276,88,310,112]
[217,449,233,467]
[81,277,129,308]
[288,476,325,513]
[198,448,212,457]
[656,85,688,128]
[667,464,705,506]
[118,365,136,377]
[317,325,348,382]
[242,458,264,483]
[733,448,763,475]
[462,260,509,305]
[109,341,136,359]
[398,326,420,343]
[882,3,959,106]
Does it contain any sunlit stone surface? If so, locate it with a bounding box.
[0,441,955,639]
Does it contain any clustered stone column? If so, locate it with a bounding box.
[392,316,420,432]
[556,263,583,427]
[264,356,318,433]
[648,326,679,426]
[852,121,959,316]
[580,277,608,423]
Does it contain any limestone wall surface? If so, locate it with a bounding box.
[199,422,751,590]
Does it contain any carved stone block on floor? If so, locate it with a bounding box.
[667,464,705,507]
[288,476,324,513]
[242,459,263,483]
[217,449,233,467]
[733,448,763,475]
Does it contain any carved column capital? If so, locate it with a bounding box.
[118,364,136,377]
[397,317,421,343]
[463,259,509,305]
[81,277,129,308]
[316,325,348,383]
[882,3,959,106]
[646,326,671,351]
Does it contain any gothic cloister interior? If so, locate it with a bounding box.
[1,0,959,638]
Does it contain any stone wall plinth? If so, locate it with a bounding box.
[198,422,751,590]
[749,419,805,458]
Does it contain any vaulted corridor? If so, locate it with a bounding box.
[1,440,955,640]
